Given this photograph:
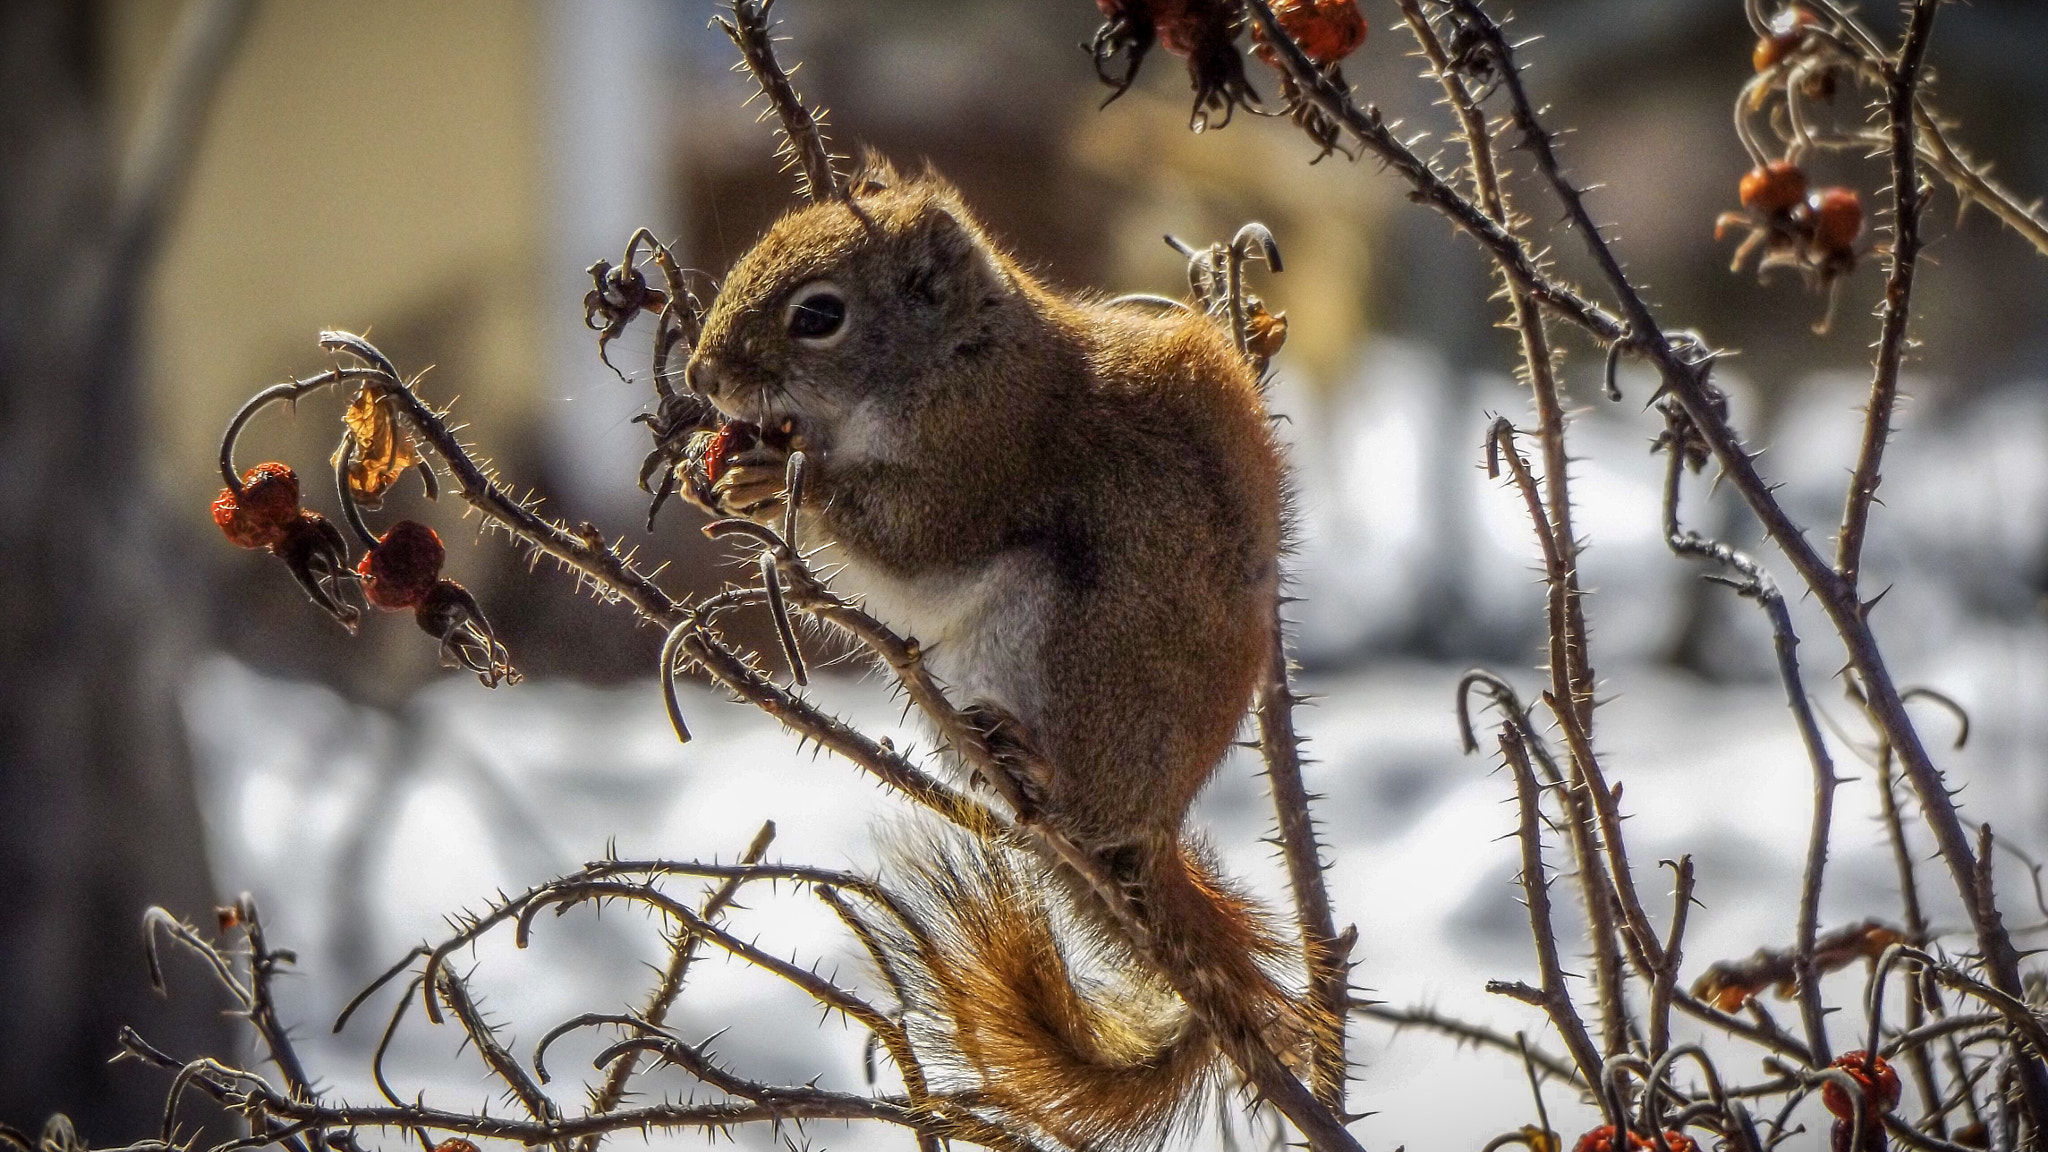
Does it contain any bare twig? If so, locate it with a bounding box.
[1661,446,1837,1063]
[1487,419,1633,1053]
[1351,1001,1584,1088]
[1489,726,1613,1124]
[1836,0,1940,590]
[1404,0,1593,728]
[1648,858,1695,1060]
[434,967,566,1144]
[573,822,776,1151]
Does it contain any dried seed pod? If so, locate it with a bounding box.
[416,579,518,687]
[1739,161,1809,218]
[273,510,360,631]
[357,520,446,610]
[212,462,302,549]
[1245,299,1289,362]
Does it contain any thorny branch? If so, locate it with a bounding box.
[1248,0,2048,1130]
[715,0,843,202]
[1661,441,1839,1065]
[571,821,775,1151]
[1836,0,1938,591]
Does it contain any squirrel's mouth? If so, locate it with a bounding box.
[709,407,816,457]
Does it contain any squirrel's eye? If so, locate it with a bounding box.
[784,282,848,345]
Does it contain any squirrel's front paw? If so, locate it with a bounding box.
[961,704,1055,821]
[711,456,788,518]
[680,422,790,520]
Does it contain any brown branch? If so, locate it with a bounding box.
[434,967,565,1145]
[1491,726,1613,1123]
[1836,0,1940,590]
[234,898,317,1107]
[1661,448,1837,1063]
[1648,858,1696,1060]
[245,1085,932,1144]
[1255,623,1352,1109]
[1441,0,1656,341]
[1403,1,1593,732]
[574,822,775,1152]
[1874,741,1949,1133]
[1487,418,1632,1053]
[1351,1001,1585,1088]
[1454,667,1635,1056]
[715,0,843,202]
[1247,1,2039,1118]
[1241,0,1629,346]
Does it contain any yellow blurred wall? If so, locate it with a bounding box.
[110,1,545,505]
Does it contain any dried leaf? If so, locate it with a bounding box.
[334,384,422,509]
[1246,300,1288,362]
[1690,919,1906,1012]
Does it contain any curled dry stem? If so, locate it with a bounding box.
[1662,447,1837,1063]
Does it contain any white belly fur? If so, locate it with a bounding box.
[815,542,1050,734]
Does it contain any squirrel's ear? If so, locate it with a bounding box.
[918,201,1008,304]
[852,149,899,196]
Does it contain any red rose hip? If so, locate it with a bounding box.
[212,462,302,549]
[357,520,446,610]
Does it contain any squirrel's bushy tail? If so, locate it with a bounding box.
[871,827,1310,1152]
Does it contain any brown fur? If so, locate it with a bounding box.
[687,157,1325,1148]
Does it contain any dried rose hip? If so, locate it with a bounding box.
[1754,6,1820,72]
[357,520,446,610]
[1810,186,1864,260]
[1251,0,1367,69]
[703,420,762,487]
[1739,161,1809,218]
[1822,1051,1901,1120]
[212,462,302,549]
[1573,1128,1698,1152]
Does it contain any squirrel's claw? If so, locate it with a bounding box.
[961,703,1055,823]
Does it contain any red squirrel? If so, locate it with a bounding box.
[683,157,1324,1149]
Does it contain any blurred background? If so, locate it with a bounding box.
[4,0,2047,1147]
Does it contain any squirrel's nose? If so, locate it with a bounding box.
[686,355,723,398]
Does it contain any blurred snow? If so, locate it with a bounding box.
[181,351,2048,1150]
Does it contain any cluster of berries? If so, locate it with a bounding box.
[212,463,515,685]
[1564,1052,1897,1152]
[1720,4,1870,332]
[1718,160,1863,281]
[1089,0,1366,139]
[211,463,356,627]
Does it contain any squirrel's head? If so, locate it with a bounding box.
[686,157,1021,444]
